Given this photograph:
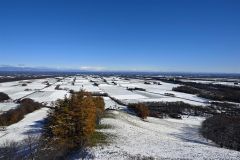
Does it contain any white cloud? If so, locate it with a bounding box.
[79,66,105,71]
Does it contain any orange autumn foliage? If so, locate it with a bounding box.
[46,90,104,148]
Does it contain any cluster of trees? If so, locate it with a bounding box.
[172,85,200,95]
[128,103,149,119]
[72,77,76,86]
[140,101,215,118]
[43,91,105,156]
[210,102,240,116]
[0,92,10,102]
[132,98,239,118]
[42,81,50,87]
[0,98,43,126]
[111,81,117,85]
[93,82,99,86]
[127,87,146,91]
[55,84,61,90]
[128,101,240,119]
[171,81,240,103]
[144,82,151,85]
[21,83,27,86]
[153,81,161,85]
[201,115,240,151]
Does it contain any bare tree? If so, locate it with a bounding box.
[0,141,18,160]
[23,134,40,160]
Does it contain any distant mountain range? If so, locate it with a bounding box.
[0,65,240,78]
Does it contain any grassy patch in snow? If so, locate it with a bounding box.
[102,110,117,119]
[89,131,109,146]
[96,124,112,129]
[90,111,116,146]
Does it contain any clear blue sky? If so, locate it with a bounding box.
[0,0,240,73]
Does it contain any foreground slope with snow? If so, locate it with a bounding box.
[89,110,240,160]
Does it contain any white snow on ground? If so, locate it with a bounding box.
[0,107,49,145]
[0,83,35,100]
[9,91,34,100]
[88,110,240,160]
[103,97,127,110]
[118,81,178,91]
[26,90,69,106]
[60,84,81,91]
[99,81,208,106]
[115,80,209,106]
[42,83,59,91]
[58,77,102,93]
[82,84,103,93]
[128,90,208,106]
[0,78,58,100]
[0,102,19,113]
[99,84,147,100]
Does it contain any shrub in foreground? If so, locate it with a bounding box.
[128,103,149,119]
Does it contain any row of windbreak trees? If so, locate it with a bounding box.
[170,80,240,103]
[150,77,240,103]
[41,91,105,157]
[0,98,44,127]
[127,101,216,120]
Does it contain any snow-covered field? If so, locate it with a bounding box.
[0,102,19,113]
[99,80,208,106]
[0,78,57,100]
[0,75,239,159]
[26,90,69,105]
[88,110,240,159]
[59,77,103,93]
[103,97,127,110]
[99,84,147,100]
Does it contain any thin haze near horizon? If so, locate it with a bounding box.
[0,0,240,73]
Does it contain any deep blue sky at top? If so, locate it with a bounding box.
[0,0,240,72]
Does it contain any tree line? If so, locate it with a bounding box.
[0,98,44,126]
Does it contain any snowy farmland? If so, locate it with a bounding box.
[0,75,240,159]
[99,79,209,106]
